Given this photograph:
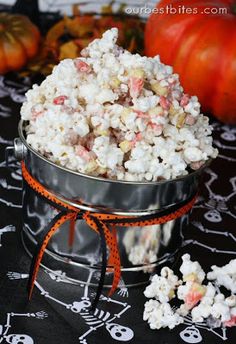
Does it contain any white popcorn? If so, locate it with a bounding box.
[191,289,236,324]
[180,254,205,283]
[177,281,193,302]
[183,147,204,162]
[144,267,180,303]
[207,259,236,293]
[143,300,184,330]
[95,89,118,104]
[133,95,159,112]
[184,96,201,117]
[143,254,236,331]
[211,295,231,322]
[21,28,217,181]
[191,303,212,323]
[191,283,216,322]
[93,136,124,170]
[225,295,236,307]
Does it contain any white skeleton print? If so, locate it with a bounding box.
[0,311,47,344]
[93,271,129,298]
[0,226,16,247]
[180,326,202,344]
[178,309,228,343]
[7,270,134,344]
[0,155,22,209]
[193,169,236,223]
[190,221,236,255]
[0,76,29,104]
[212,123,236,162]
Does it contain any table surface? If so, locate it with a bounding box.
[0,72,235,344]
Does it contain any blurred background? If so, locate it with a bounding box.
[0,0,157,15]
[0,0,235,124]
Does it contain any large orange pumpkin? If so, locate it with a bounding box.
[145,0,236,124]
[0,13,40,74]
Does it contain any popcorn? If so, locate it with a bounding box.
[21,28,217,181]
[92,136,124,170]
[150,81,168,96]
[119,140,132,153]
[143,254,236,332]
[210,294,231,323]
[178,282,206,309]
[180,254,205,283]
[191,283,216,322]
[225,295,236,307]
[207,259,236,293]
[144,267,180,303]
[143,300,184,330]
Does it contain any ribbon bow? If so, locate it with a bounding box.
[21,161,197,310]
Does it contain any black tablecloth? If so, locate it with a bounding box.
[0,73,235,344]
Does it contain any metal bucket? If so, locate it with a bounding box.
[14,120,208,288]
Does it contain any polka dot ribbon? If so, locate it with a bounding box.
[21,161,198,310]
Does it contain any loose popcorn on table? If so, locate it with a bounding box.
[180,253,205,283]
[144,267,180,303]
[143,300,184,330]
[207,259,236,294]
[143,255,236,330]
[21,28,218,182]
[177,254,206,311]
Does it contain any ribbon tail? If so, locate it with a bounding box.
[102,224,121,297]
[27,211,75,300]
[107,226,117,269]
[68,213,77,248]
[108,256,121,297]
[87,217,107,311]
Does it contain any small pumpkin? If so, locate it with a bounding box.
[145,0,236,124]
[0,13,40,74]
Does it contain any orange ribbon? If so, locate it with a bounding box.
[21,161,197,303]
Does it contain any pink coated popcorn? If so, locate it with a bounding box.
[53,96,68,105]
[168,79,177,86]
[160,96,170,111]
[131,132,143,147]
[85,134,95,151]
[31,106,44,121]
[129,77,144,98]
[75,59,91,73]
[64,130,79,145]
[180,94,190,107]
[75,145,95,162]
[224,316,236,327]
[134,110,149,119]
[136,132,143,141]
[61,105,75,115]
[185,283,206,309]
[185,114,196,125]
[148,123,163,135]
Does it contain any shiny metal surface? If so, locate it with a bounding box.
[14,137,27,160]
[18,120,209,213]
[18,119,210,286]
[21,182,188,287]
